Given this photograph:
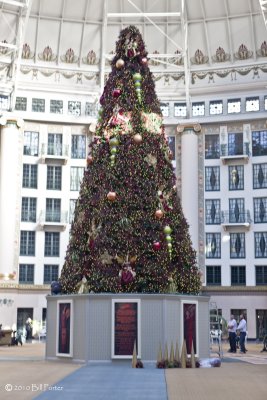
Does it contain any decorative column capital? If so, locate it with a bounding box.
[0,114,24,129]
[177,122,201,134]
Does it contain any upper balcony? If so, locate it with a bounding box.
[220,143,249,164]
[41,143,69,165]
[39,211,68,230]
[220,142,250,164]
[221,210,252,231]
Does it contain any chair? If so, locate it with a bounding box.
[38,328,46,341]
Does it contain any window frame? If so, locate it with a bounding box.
[230,233,246,259]
[70,167,84,191]
[43,264,59,284]
[252,130,267,157]
[206,265,221,286]
[254,232,267,258]
[19,264,34,284]
[255,266,267,285]
[231,266,246,286]
[205,199,221,225]
[21,197,37,222]
[205,166,220,191]
[46,165,62,190]
[20,231,36,256]
[205,233,221,259]
[44,232,60,257]
[22,164,38,189]
[71,134,86,159]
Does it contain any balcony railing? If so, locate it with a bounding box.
[39,211,68,230]
[41,144,69,164]
[220,143,250,163]
[221,210,252,230]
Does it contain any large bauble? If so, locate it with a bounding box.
[107,191,116,201]
[133,134,142,144]
[116,58,125,69]
[155,209,163,219]
[153,241,161,251]
[164,225,172,235]
[113,88,121,98]
[51,281,62,295]
[110,137,119,147]
[133,72,142,81]
[166,235,172,243]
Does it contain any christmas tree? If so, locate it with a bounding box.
[60,26,201,295]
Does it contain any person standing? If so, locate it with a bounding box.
[236,314,247,354]
[25,317,33,341]
[227,314,237,353]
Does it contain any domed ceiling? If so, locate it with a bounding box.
[0,0,267,107]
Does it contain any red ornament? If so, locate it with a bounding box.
[107,191,116,201]
[155,209,163,219]
[113,88,121,98]
[153,241,161,251]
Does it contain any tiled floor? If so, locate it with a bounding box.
[1,341,267,400]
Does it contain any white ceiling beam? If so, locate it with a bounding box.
[248,0,256,61]
[107,12,181,18]
[224,0,234,63]
[56,0,66,66]
[33,0,40,64]
[181,0,191,118]
[200,0,211,67]
[78,0,91,68]
[10,0,33,110]
[127,0,183,52]
[259,0,267,29]
[164,0,169,71]
[100,0,107,93]
[1,0,26,7]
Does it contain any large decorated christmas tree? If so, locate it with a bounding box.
[60,26,201,295]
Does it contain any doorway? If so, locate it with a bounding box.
[17,308,33,332]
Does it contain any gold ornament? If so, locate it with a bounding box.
[116,58,125,69]
[155,209,164,219]
[133,133,142,144]
[107,191,116,201]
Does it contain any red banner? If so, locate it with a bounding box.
[114,302,138,356]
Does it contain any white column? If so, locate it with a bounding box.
[0,116,24,282]
[177,122,201,252]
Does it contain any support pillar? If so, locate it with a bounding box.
[177,122,201,252]
[0,116,24,282]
